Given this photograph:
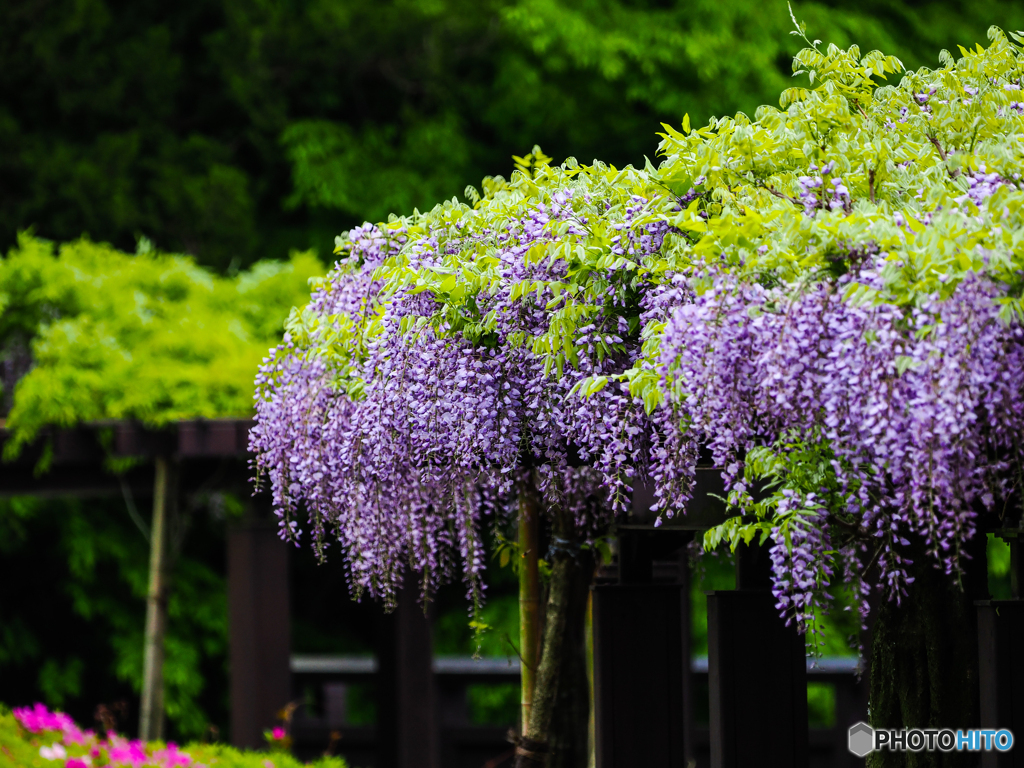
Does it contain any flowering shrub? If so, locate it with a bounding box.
[11,703,203,768]
[252,23,1024,642]
[2,704,345,768]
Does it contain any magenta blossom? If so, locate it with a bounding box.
[107,735,149,768]
[14,703,91,745]
[152,743,193,767]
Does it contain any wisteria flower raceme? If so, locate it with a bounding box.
[251,173,666,609]
[656,261,1024,627]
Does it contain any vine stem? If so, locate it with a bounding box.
[518,474,541,733]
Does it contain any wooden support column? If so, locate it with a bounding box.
[593,528,691,768]
[707,542,807,768]
[977,600,1024,768]
[227,514,291,748]
[978,533,1024,768]
[376,581,439,768]
[139,456,176,741]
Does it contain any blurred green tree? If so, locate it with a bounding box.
[3,0,1023,270]
[0,234,322,447]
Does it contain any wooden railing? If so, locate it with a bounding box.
[288,654,866,768]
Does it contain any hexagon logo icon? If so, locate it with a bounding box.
[848,721,875,757]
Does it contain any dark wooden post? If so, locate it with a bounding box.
[376,581,439,768]
[978,533,1024,768]
[977,600,1024,768]
[593,528,691,768]
[227,512,291,748]
[707,542,808,768]
[832,672,867,768]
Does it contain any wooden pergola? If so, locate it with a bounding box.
[0,419,289,749]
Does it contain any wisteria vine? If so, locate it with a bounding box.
[252,29,1024,636]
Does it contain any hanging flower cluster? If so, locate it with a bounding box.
[252,175,670,604]
[656,257,1024,629]
[252,28,1024,629]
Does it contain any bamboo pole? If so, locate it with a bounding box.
[139,456,172,741]
[518,475,541,734]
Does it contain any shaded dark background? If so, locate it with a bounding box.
[4,0,1023,272]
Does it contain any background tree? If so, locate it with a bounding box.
[3,0,1024,270]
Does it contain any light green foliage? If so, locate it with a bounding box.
[303,147,670,402]
[652,30,1024,309]
[987,533,1014,599]
[648,27,1024,551]
[1,234,323,455]
[0,707,48,768]
[322,27,1024,386]
[0,236,321,737]
[278,0,1024,225]
[317,27,1024,390]
[184,743,348,768]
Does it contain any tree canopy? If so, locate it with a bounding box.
[4,0,1024,270]
[252,26,1024,641]
[0,234,323,455]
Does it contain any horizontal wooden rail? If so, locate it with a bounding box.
[0,419,256,497]
[292,653,860,677]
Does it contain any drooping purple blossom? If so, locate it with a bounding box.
[655,260,1024,615]
[250,187,669,607]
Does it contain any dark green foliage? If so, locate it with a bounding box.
[3,0,1024,269]
[0,496,230,741]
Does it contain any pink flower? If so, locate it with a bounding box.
[13,703,75,734]
[65,759,91,768]
[107,736,148,768]
[39,743,67,761]
[13,703,91,745]
[63,726,92,746]
[152,743,193,767]
[271,727,286,740]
